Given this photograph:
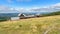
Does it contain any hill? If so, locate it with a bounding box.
[0,15,60,34]
[42,11,60,16]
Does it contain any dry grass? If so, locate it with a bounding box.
[0,15,60,34]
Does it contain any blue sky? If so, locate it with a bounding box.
[0,0,60,8]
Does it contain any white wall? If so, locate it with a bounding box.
[11,17,20,20]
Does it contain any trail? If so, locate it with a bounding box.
[43,23,58,34]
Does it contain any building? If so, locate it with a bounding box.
[11,17,20,20]
[18,13,38,19]
[0,11,41,21]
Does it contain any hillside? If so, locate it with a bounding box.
[0,15,60,34]
[42,11,60,16]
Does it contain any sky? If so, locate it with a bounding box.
[0,0,60,13]
[0,0,60,8]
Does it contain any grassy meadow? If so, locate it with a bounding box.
[0,15,60,34]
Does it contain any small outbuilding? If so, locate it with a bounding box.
[18,13,37,19]
[11,17,20,20]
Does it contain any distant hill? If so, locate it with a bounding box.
[0,13,19,17]
[42,11,60,16]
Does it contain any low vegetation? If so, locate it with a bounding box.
[42,11,60,16]
[0,15,60,34]
[0,17,10,22]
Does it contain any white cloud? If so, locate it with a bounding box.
[28,3,60,12]
[0,3,60,13]
[53,3,60,7]
[0,6,20,13]
[16,0,31,2]
[48,3,60,11]
[0,5,16,11]
[0,6,9,10]
[49,3,60,9]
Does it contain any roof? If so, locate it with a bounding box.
[18,13,37,16]
[18,13,37,17]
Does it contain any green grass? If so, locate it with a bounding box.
[0,15,60,34]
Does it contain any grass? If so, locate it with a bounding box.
[0,15,60,34]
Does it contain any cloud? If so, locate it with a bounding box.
[7,0,13,3]
[0,3,60,13]
[48,3,60,11]
[0,6,9,10]
[0,5,25,12]
[53,3,60,7]
[28,3,60,12]
[0,5,16,11]
[0,5,20,13]
[16,0,31,2]
[7,0,31,3]
[49,3,60,9]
